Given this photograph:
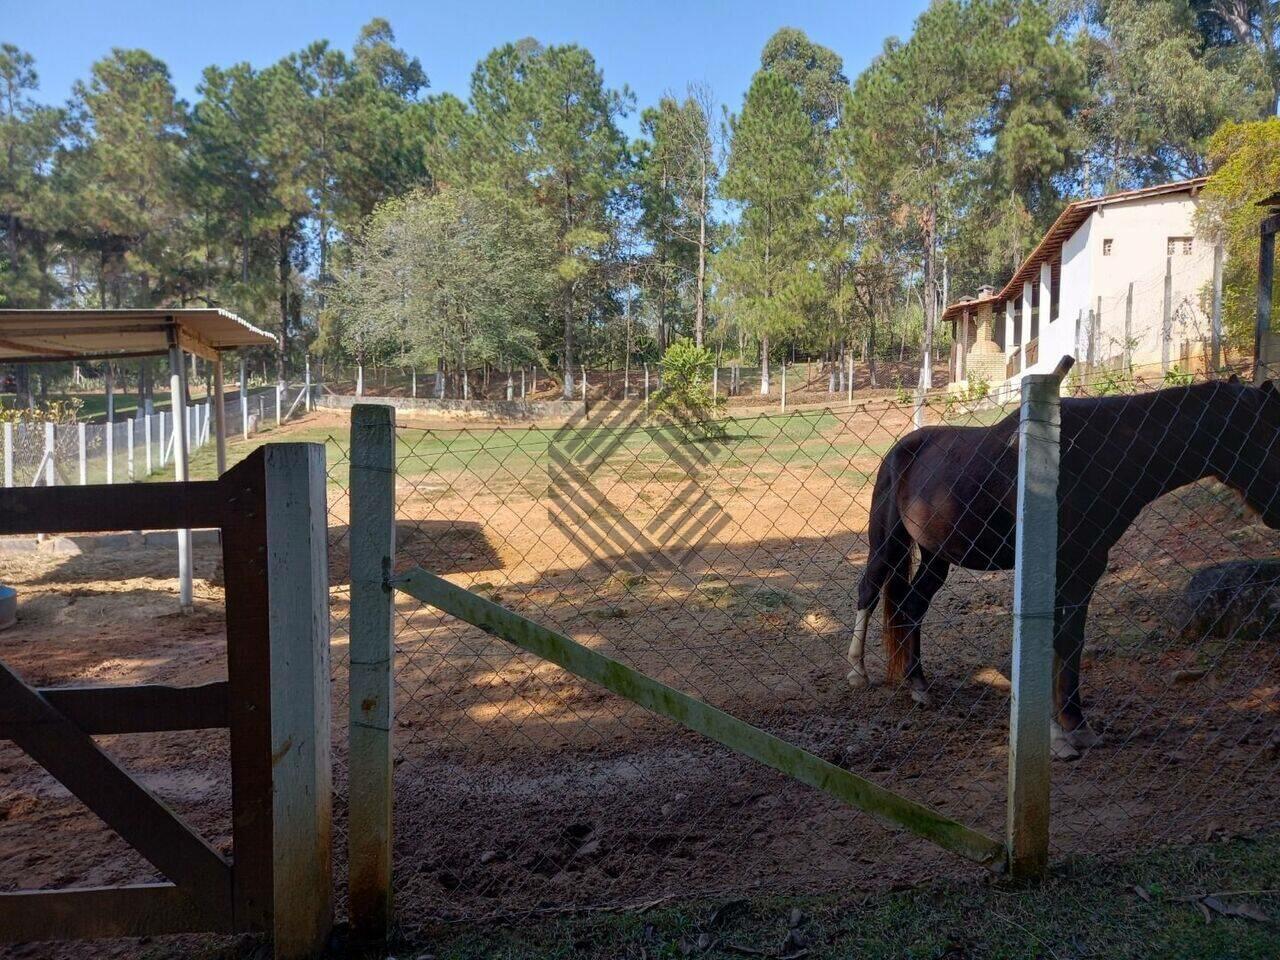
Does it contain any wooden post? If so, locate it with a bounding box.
[1161,255,1173,375]
[1006,356,1069,879]
[213,355,227,476]
[1256,212,1277,383]
[348,404,396,945]
[168,337,193,612]
[262,443,333,958]
[78,422,87,485]
[1211,239,1224,374]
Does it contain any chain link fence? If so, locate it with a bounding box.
[327,355,1280,933]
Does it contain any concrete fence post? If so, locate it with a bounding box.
[1006,355,1069,879]
[144,414,152,476]
[348,403,396,945]
[78,422,87,485]
[106,421,114,485]
[158,411,167,469]
[126,417,135,481]
[3,422,11,488]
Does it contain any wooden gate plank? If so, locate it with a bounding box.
[0,681,229,735]
[0,884,230,941]
[0,661,233,906]
[395,567,1006,869]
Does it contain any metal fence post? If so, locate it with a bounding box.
[348,403,396,945]
[1006,357,1068,879]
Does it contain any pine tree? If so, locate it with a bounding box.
[719,70,819,393]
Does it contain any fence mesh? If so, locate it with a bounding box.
[332,355,1280,932]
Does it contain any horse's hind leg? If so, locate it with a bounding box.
[885,547,949,705]
[1051,583,1103,759]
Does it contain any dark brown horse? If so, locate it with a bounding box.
[849,357,1280,759]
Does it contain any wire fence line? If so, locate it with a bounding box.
[327,354,1279,930]
[0,382,311,490]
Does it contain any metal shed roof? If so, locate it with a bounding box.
[0,309,276,364]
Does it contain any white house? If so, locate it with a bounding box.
[943,177,1221,393]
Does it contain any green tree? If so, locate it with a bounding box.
[0,45,63,309]
[435,41,631,397]
[634,86,717,348]
[328,185,553,396]
[62,48,190,308]
[1197,117,1280,344]
[1077,0,1273,190]
[719,70,819,393]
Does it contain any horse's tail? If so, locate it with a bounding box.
[857,444,916,684]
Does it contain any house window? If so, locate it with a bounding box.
[1167,236,1193,256]
[1102,238,1113,256]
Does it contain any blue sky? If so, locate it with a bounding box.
[4,0,929,135]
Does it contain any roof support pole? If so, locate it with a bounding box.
[1020,281,1033,373]
[167,331,194,612]
[213,354,227,477]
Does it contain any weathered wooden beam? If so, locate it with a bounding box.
[394,567,1006,869]
[348,404,396,945]
[0,660,232,902]
[220,448,276,933]
[263,443,333,958]
[0,883,231,942]
[0,481,223,535]
[0,681,229,735]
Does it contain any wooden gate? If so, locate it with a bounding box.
[0,444,332,959]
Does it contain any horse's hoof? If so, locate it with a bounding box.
[1069,726,1103,749]
[1051,735,1080,761]
[846,668,873,690]
[910,687,932,707]
[1051,722,1081,761]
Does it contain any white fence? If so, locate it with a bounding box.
[2,383,311,488]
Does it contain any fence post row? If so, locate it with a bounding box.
[347,403,396,946]
[1005,355,1069,879]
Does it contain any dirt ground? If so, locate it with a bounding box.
[0,397,1278,955]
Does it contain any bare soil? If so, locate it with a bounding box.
[0,400,1277,955]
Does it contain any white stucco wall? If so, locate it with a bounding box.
[1022,190,1214,381]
